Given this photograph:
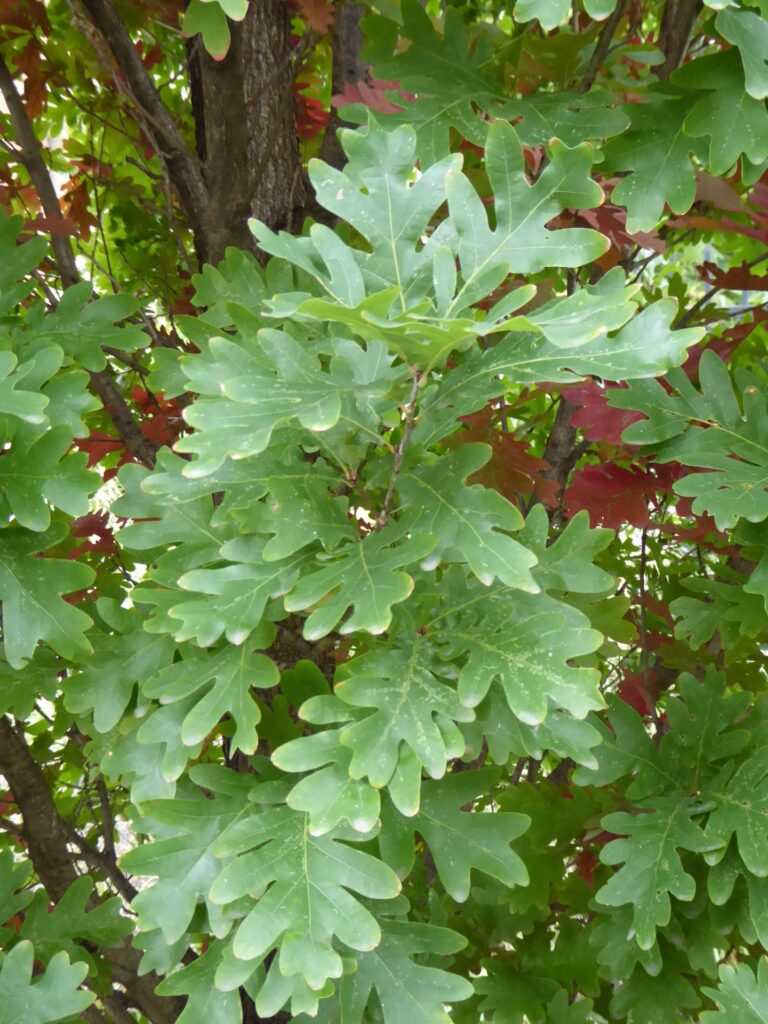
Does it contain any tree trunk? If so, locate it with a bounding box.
[187,0,306,265]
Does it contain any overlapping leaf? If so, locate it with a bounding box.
[610,351,768,529]
[284,527,434,640]
[335,919,474,1023]
[0,943,93,1024]
[0,523,94,668]
[380,771,529,901]
[435,588,603,725]
[398,444,538,591]
[596,797,711,949]
[211,793,400,990]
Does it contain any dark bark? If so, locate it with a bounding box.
[78,0,210,256]
[541,399,580,499]
[656,0,703,79]
[578,0,628,93]
[0,717,180,1024]
[319,3,369,169]
[187,0,306,265]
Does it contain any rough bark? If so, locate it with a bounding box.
[187,0,306,264]
[319,3,369,169]
[656,0,703,79]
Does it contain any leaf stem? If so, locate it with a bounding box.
[376,370,423,529]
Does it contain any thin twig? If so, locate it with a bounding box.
[578,0,628,93]
[0,52,158,468]
[637,530,662,735]
[377,371,422,529]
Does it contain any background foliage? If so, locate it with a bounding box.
[1,0,768,1021]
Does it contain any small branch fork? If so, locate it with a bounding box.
[0,716,181,1024]
[76,0,210,253]
[377,370,423,529]
[0,52,158,469]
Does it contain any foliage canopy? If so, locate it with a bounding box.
[1,0,768,1022]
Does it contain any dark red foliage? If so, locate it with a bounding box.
[617,668,658,716]
[562,381,644,446]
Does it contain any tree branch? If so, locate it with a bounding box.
[0,716,180,1024]
[578,0,628,93]
[377,371,422,529]
[0,51,158,468]
[76,0,210,253]
[656,0,703,80]
[0,55,79,288]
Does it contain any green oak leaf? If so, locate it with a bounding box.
[0,350,49,425]
[380,771,529,901]
[464,684,602,768]
[182,0,233,59]
[284,527,434,640]
[702,961,768,1022]
[519,505,614,594]
[65,599,177,733]
[23,282,144,370]
[502,90,629,147]
[415,301,702,447]
[0,943,93,1024]
[609,959,700,1023]
[253,116,460,305]
[398,444,539,592]
[446,122,607,311]
[435,590,603,724]
[271,697,382,835]
[0,213,48,315]
[611,351,768,529]
[337,920,474,1024]
[333,632,474,789]
[596,796,711,949]
[676,51,768,174]
[122,769,256,943]
[716,8,768,100]
[661,670,751,777]
[359,0,501,161]
[142,644,279,755]
[177,332,368,476]
[156,943,242,1024]
[704,748,768,876]
[254,469,354,560]
[0,426,95,531]
[745,551,768,613]
[572,695,676,798]
[115,454,231,559]
[603,96,700,231]
[165,538,306,646]
[19,877,131,959]
[514,0,569,29]
[0,523,94,668]
[211,799,400,990]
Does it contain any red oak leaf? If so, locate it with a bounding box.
[563,381,645,446]
[565,464,656,529]
[454,406,558,506]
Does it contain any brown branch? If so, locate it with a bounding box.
[377,371,422,529]
[656,0,704,80]
[0,51,158,468]
[77,0,210,252]
[578,0,629,93]
[540,399,585,504]
[0,54,79,288]
[0,716,180,1024]
[319,3,369,169]
[0,715,80,900]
